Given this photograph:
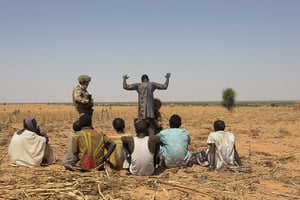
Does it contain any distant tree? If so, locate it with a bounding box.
[222,88,236,112]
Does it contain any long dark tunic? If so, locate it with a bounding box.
[123,80,169,119]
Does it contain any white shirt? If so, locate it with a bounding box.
[207,131,235,169]
[8,129,47,167]
[129,137,154,175]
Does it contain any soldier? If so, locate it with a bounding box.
[72,75,94,117]
[123,73,171,135]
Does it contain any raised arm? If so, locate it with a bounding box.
[154,73,171,90]
[122,74,138,90]
[122,74,129,87]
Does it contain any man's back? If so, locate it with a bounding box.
[106,132,131,170]
[8,130,46,167]
[207,131,235,169]
[72,128,107,170]
[130,136,155,175]
[159,128,191,167]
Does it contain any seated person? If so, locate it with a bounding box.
[72,114,116,170]
[121,120,160,176]
[8,117,55,167]
[159,114,191,168]
[63,120,81,167]
[207,120,242,171]
[106,118,131,170]
[153,98,163,134]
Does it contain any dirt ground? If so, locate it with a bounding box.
[0,104,299,200]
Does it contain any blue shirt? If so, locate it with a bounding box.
[159,128,191,167]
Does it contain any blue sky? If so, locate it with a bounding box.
[1,1,299,103]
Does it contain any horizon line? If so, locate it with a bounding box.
[1,100,297,105]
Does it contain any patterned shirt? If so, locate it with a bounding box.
[106,132,131,170]
[72,127,108,170]
[159,128,191,167]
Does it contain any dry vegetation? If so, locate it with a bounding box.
[0,104,300,200]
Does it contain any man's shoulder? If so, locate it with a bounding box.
[77,128,102,136]
[207,131,220,138]
[20,130,47,143]
[149,135,160,141]
[208,131,234,139]
[224,131,235,139]
[107,132,131,140]
[161,128,188,134]
[121,135,134,143]
[73,85,82,91]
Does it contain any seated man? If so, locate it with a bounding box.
[8,117,55,167]
[72,114,116,171]
[106,118,131,170]
[153,98,163,134]
[121,120,160,176]
[63,120,81,167]
[159,114,191,168]
[207,120,242,171]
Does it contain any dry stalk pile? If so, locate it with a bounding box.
[1,105,300,199]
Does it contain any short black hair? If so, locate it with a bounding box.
[135,120,148,133]
[213,120,225,131]
[112,118,125,131]
[169,114,181,128]
[73,121,81,132]
[141,74,149,82]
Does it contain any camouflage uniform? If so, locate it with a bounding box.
[72,75,94,116]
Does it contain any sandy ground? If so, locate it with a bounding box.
[0,104,299,199]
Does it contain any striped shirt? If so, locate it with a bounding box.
[72,127,108,170]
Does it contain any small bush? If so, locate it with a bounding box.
[222,88,236,112]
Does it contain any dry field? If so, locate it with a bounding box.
[0,104,299,200]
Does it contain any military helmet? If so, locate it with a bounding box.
[78,75,91,83]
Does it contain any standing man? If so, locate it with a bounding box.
[123,73,171,135]
[72,75,94,117]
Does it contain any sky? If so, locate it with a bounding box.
[1,0,299,103]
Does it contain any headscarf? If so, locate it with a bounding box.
[18,117,40,134]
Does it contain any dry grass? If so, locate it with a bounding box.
[1,104,300,199]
